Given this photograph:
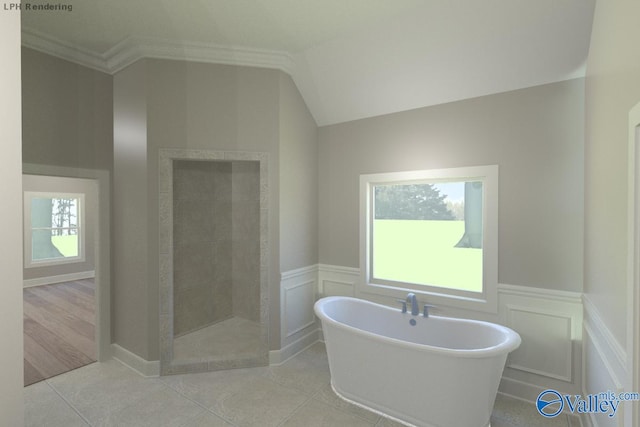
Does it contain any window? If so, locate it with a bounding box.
[24,192,85,268]
[359,165,498,312]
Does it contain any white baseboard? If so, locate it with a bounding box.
[269,328,321,365]
[111,344,160,377]
[23,270,95,288]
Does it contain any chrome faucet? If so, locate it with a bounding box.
[398,293,435,317]
[406,293,419,316]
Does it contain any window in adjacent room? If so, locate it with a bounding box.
[24,192,85,268]
[359,165,498,312]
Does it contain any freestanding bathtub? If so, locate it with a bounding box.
[314,296,521,427]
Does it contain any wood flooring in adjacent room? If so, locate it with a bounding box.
[23,279,96,387]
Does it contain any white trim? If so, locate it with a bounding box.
[497,283,583,304]
[583,321,624,392]
[281,264,318,281]
[318,264,360,275]
[358,165,499,313]
[23,270,95,288]
[583,321,626,427]
[22,28,295,76]
[111,344,160,377]
[627,100,640,427]
[582,294,628,426]
[583,294,627,370]
[106,36,295,75]
[21,28,110,73]
[269,328,321,365]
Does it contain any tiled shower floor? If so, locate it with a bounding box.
[25,342,581,426]
[173,317,262,362]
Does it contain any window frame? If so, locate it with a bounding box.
[23,191,86,268]
[359,165,498,313]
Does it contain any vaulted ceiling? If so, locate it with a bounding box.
[21,0,596,126]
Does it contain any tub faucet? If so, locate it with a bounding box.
[406,293,419,316]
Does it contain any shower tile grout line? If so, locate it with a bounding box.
[315,387,377,425]
[159,373,245,427]
[44,379,92,426]
[43,359,224,427]
[273,392,318,427]
[159,368,325,427]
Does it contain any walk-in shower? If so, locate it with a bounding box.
[159,149,268,375]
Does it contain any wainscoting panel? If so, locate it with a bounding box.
[284,279,316,338]
[318,264,359,297]
[274,265,320,363]
[498,284,583,399]
[505,305,573,381]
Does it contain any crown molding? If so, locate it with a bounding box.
[105,36,295,75]
[22,28,111,73]
[21,27,295,76]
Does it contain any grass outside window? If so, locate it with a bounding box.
[373,219,482,293]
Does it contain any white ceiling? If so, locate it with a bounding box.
[21,0,596,126]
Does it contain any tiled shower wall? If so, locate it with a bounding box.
[173,160,260,336]
[231,161,260,322]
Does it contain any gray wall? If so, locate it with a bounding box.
[279,74,319,272]
[21,47,113,283]
[113,60,151,359]
[21,48,113,171]
[114,59,284,358]
[318,78,584,292]
[584,1,640,355]
[22,49,319,361]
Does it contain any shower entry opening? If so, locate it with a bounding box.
[159,150,268,375]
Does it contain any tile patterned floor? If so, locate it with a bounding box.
[173,317,262,363]
[24,342,580,426]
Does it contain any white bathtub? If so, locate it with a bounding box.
[314,296,521,427]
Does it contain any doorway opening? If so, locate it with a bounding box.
[23,278,96,386]
[22,166,111,386]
